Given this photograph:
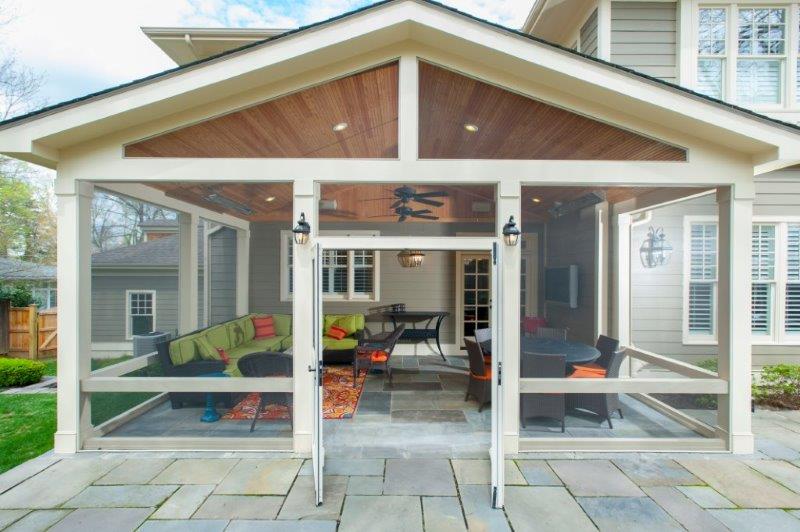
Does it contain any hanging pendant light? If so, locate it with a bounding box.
[397,249,425,268]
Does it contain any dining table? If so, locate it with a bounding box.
[520,336,601,366]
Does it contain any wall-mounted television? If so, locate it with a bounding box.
[544,265,579,309]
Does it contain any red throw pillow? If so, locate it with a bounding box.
[326,325,347,340]
[216,347,231,366]
[252,315,275,339]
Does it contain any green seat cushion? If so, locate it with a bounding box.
[227,337,285,359]
[323,314,364,335]
[240,316,255,342]
[206,325,231,350]
[226,321,248,348]
[280,335,293,351]
[169,333,202,365]
[195,335,221,361]
[322,337,358,351]
[272,314,292,337]
[223,364,243,378]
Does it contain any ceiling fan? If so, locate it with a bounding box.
[389,185,448,208]
[369,205,440,222]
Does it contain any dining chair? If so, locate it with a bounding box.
[568,348,626,428]
[571,335,621,376]
[534,327,568,341]
[237,352,293,433]
[474,328,492,360]
[522,316,547,337]
[353,325,405,387]
[464,338,491,412]
[520,353,566,432]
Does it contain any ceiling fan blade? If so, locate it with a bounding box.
[359,197,396,202]
[413,198,444,207]
[411,214,439,220]
[398,215,408,222]
[413,191,448,198]
[390,199,405,209]
[410,209,432,215]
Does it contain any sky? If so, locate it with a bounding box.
[2,0,532,109]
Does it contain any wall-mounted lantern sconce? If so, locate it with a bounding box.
[639,226,673,268]
[293,212,311,245]
[502,216,521,246]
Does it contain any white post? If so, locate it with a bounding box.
[498,179,521,454]
[597,0,612,61]
[178,212,199,334]
[202,220,209,328]
[716,184,754,453]
[54,177,93,453]
[595,204,609,339]
[676,0,694,87]
[613,212,634,377]
[236,227,250,316]
[398,54,418,162]
[293,178,318,453]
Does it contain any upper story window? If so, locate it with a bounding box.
[736,8,785,105]
[697,8,727,99]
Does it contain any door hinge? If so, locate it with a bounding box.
[492,243,497,265]
[492,486,498,508]
[497,361,502,386]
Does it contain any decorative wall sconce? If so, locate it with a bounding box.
[640,226,673,268]
[397,249,425,268]
[502,216,521,246]
[292,213,311,245]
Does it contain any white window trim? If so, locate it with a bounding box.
[280,230,381,302]
[682,215,800,346]
[125,289,156,341]
[682,215,719,345]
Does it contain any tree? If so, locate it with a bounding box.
[91,192,176,252]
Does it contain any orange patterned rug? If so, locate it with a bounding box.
[222,366,368,421]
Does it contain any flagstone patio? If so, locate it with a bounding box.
[0,409,799,531]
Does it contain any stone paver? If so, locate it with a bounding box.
[0,454,60,495]
[577,496,684,531]
[743,460,800,494]
[227,521,337,531]
[459,485,511,532]
[0,509,27,529]
[0,456,124,509]
[679,459,800,508]
[505,486,596,532]
[4,509,71,532]
[339,495,422,532]
[383,458,456,495]
[422,497,466,532]
[549,460,644,497]
[644,487,729,532]
[710,509,800,531]
[346,476,383,495]
[151,485,216,520]
[214,458,301,495]
[676,486,737,509]
[151,459,238,485]
[49,507,153,532]
[278,476,347,521]
[193,495,283,520]
[138,520,229,531]
[612,458,700,487]
[451,459,526,485]
[323,458,384,476]
[514,460,563,486]
[94,458,174,485]
[63,484,178,508]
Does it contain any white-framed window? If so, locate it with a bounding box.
[31,283,57,309]
[696,5,789,106]
[684,218,718,343]
[683,217,800,345]
[126,290,156,340]
[280,230,380,302]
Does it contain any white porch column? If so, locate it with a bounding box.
[498,180,521,453]
[178,212,199,334]
[54,178,93,453]
[236,227,250,316]
[716,185,754,453]
[398,54,418,162]
[293,178,318,453]
[597,0,612,61]
[612,213,634,377]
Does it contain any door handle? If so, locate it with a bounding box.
[308,365,316,373]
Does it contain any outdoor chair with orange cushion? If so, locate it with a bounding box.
[352,324,405,387]
[571,335,621,376]
[464,338,492,412]
[520,352,567,432]
[567,348,626,428]
[474,328,492,364]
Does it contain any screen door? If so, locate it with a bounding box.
[490,241,504,508]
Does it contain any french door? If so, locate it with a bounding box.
[312,244,324,505]
[457,252,492,347]
[490,242,504,508]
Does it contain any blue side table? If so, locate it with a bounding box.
[200,371,229,423]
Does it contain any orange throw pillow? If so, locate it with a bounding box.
[326,325,347,340]
[216,347,231,366]
[252,316,275,339]
[371,350,389,363]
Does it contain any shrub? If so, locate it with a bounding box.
[0,284,35,307]
[0,358,45,388]
[753,365,800,410]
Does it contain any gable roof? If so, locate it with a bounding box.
[0,257,56,281]
[1,0,799,170]
[92,229,205,269]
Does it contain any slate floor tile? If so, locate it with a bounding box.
[458,485,511,532]
[710,509,800,531]
[192,495,283,520]
[676,486,737,509]
[277,476,347,521]
[214,458,301,495]
[346,476,384,495]
[94,459,173,485]
[138,520,229,532]
[577,496,684,531]
[0,454,60,496]
[323,458,384,476]
[612,458,700,487]
[515,460,563,486]
[339,495,423,532]
[357,392,391,415]
[226,521,337,531]
[4,509,71,532]
[422,497,466,532]
[151,459,238,485]
[549,460,644,497]
[150,485,215,520]
[383,459,456,496]
[48,507,153,532]
[0,509,27,529]
[505,487,596,531]
[63,485,177,508]
[451,460,526,485]
[743,460,800,494]
[391,410,467,423]
[644,486,729,532]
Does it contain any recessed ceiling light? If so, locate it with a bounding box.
[532,197,541,204]
[333,122,348,132]
[464,123,479,133]
[265,196,275,203]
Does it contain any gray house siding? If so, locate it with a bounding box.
[610,1,677,82]
[208,227,237,326]
[580,9,598,57]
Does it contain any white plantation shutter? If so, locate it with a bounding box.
[737,60,782,105]
[752,225,776,336]
[689,283,715,334]
[688,223,718,336]
[352,250,374,295]
[787,224,800,335]
[698,59,725,99]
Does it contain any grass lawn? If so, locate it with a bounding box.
[40,358,57,376]
[90,355,161,426]
[0,393,56,474]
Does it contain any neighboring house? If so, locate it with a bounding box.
[524,1,800,367]
[0,257,57,309]
[91,220,237,356]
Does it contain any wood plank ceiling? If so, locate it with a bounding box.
[418,61,687,161]
[125,62,399,158]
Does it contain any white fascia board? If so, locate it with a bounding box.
[0,0,798,166]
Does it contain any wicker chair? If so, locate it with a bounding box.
[353,325,405,387]
[568,348,626,428]
[464,338,491,412]
[474,327,492,358]
[534,327,568,341]
[594,335,621,369]
[520,353,567,432]
[237,352,293,433]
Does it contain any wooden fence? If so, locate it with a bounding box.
[4,305,57,359]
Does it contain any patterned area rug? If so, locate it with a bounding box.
[222,366,367,421]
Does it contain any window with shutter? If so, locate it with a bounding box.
[687,223,718,338]
[752,224,776,337]
[787,224,800,335]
